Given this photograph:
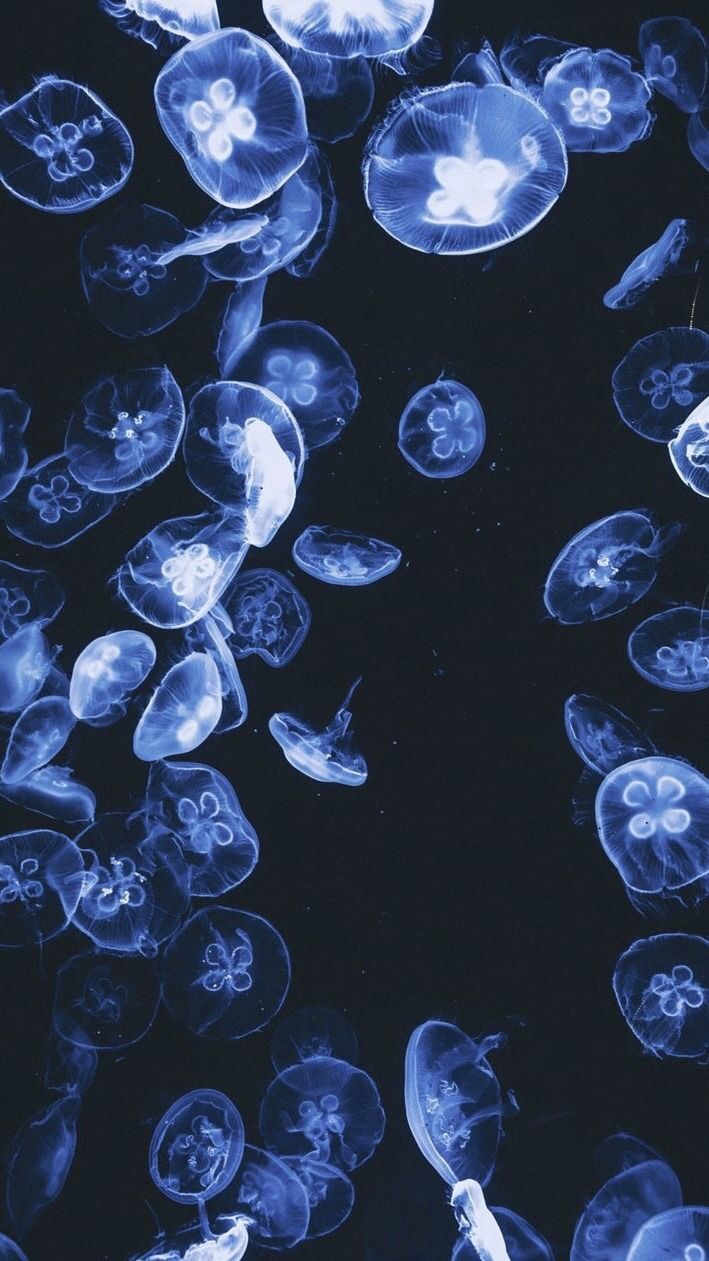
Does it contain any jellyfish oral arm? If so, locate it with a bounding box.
[451,1181,511,1261]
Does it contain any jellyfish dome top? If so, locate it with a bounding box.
[5,1092,81,1240]
[670,396,709,499]
[282,1157,355,1239]
[149,1089,245,1205]
[628,1207,709,1261]
[594,756,709,895]
[603,219,709,311]
[292,525,401,585]
[628,606,709,693]
[154,28,309,209]
[259,1056,385,1171]
[0,829,83,948]
[69,630,156,724]
[499,34,576,96]
[570,1160,682,1261]
[269,678,368,787]
[53,950,162,1051]
[133,652,223,761]
[399,379,486,478]
[262,0,433,59]
[639,17,708,113]
[613,934,709,1061]
[564,694,656,776]
[488,1206,554,1261]
[0,77,133,213]
[540,48,652,153]
[270,1006,358,1073]
[612,328,709,445]
[222,568,312,669]
[0,453,121,550]
[210,1144,310,1250]
[594,1132,662,1182]
[363,82,567,256]
[0,561,64,641]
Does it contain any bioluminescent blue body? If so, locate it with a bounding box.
[183,611,249,736]
[688,108,709,172]
[543,510,678,624]
[133,652,222,760]
[363,82,567,256]
[595,756,709,895]
[53,951,161,1051]
[217,278,267,379]
[5,1095,80,1240]
[487,1207,554,1261]
[540,48,652,153]
[135,1221,250,1261]
[69,630,156,723]
[499,34,575,96]
[0,766,96,825]
[669,396,709,497]
[0,624,53,713]
[149,1090,245,1204]
[613,933,709,1060]
[0,454,120,549]
[639,17,707,113]
[222,568,311,668]
[269,678,368,786]
[154,29,308,208]
[612,327,709,443]
[0,388,30,501]
[145,759,259,897]
[212,1144,310,1249]
[71,813,189,954]
[284,1157,355,1239]
[66,366,185,494]
[44,1029,97,1098]
[259,1055,385,1170]
[80,203,208,339]
[0,562,63,640]
[286,147,337,278]
[102,0,219,49]
[273,41,374,143]
[0,830,83,948]
[570,1160,682,1261]
[594,1132,661,1180]
[628,606,709,692]
[262,0,433,59]
[1,697,76,785]
[627,1207,709,1261]
[603,219,708,310]
[271,1007,359,1073]
[293,524,401,585]
[453,40,505,88]
[0,1235,26,1261]
[564,694,656,776]
[161,905,290,1040]
[399,379,486,478]
[0,78,133,213]
[449,1181,511,1261]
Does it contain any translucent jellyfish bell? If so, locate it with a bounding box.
[102,0,220,48]
[271,41,374,143]
[612,328,709,444]
[211,1145,310,1249]
[135,1221,251,1261]
[628,607,709,692]
[149,1090,245,1204]
[0,624,54,713]
[594,1133,662,1182]
[486,1207,554,1261]
[1,697,76,785]
[183,611,249,736]
[5,1094,80,1240]
[133,652,223,760]
[262,0,434,60]
[286,147,337,279]
[669,396,709,497]
[270,1007,358,1073]
[259,1056,385,1170]
[570,1160,682,1261]
[453,40,505,89]
[613,933,709,1060]
[70,630,156,723]
[292,525,401,585]
[269,678,368,786]
[53,951,161,1051]
[0,389,30,502]
[222,568,311,668]
[0,1234,26,1261]
[627,1206,709,1261]
[540,48,652,153]
[399,379,486,478]
[363,82,567,256]
[639,18,708,113]
[0,765,96,826]
[564,695,656,776]
[499,34,576,96]
[283,1158,355,1239]
[0,454,121,549]
[603,219,709,311]
[216,278,267,379]
[0,830,83,948]
[0,562,64,641]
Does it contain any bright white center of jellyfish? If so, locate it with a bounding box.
[277,0,397,34]
[188,78,257,163]
[568,85,612,126]
[243,417,296,547]
[427,154,511,227]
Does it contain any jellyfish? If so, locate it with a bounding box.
[594,756,709,895]
[283,1158,355,1239]
[161,905,290,1040]
[0,77,133,213]
[570,1160,683,1261]
[293,525,401,586]
[228,321,359,451]
[363,82,567,256]
[669,396,709,497]
[639,18,707,113]
[150,1090,245,1205]
[80,203,209,339]
[216,279,268,379]
[399,379,486,478]
[269,678,368,786]
[44,1028,97,1099]
[564,695,656,776]
[286,147,337,279]
[542,510,679,624]
[0,765,96,825]
[0,453,121,549]
[0,388,30,501]
[221,568,311,668]
[183,611,248,735]
[5,1094,80,1240]
[212,1145,310,1249]
[69,630,157,724]
[1,697,76,785]
[499,34,576,96]
[0,830,83,948]
[453,40,505,89]
[450,1181,511,1261]
[134,1220,250,1261]
[486,1207,554,1261]
[612,328,709,444]
[594,1133,662,1182]
[688,108,709,173]
[262,0,433,59]
[154,29,308,208]
[603,219,709,310]
[53,951,162,1051]
[272,41,374,143]
[628,607,709,692]
[0,1235,26,1261]
[270,1007,358,1073]
[613,934,709,1060]
[133,653,223,761]
[101,0,219,50]
[540,48,652,153]
[145,759,259,897]
[627,1207,709,1261]
[0,623,54,713]
[0,562,64,641]
[259,1056,385,1171]
[71,813,190,954]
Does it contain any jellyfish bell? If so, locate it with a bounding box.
[5,1094,80,1239]
[282,1157,355,1239]
[0,562,64,641]
[564,694,656,776]
[271,1007,358,1073]
[0,389,30,502]
[639,17,708,113]
[70,630,156,724]
[269,678,367,786]
[594,1133,662,1183]
[399,379,486,478]
[0,829,84,948]
[612,328,709,445]
[0,454,121,549]
[626,1206,709,1261]
[53,951,162,1051]
[0,623,54,713]
[211,1145,310,1250]
[450,1180,511,1261]
[259,1056,385,1171]
[133,652,223,761]
[628,606,709,692]
[669,395,709,498]
[0,764,96,825]
[613,933,709,1060]
[149,1089,245,1205]
[292,525,401,585]
[222,568,311,668]
[1,696,76,785]
[570,1160,683,1261]
[603,219,709,311]
[262,0,434,60]
[499,34,576,96]
[540,47,652,153]
[102,0,220,48]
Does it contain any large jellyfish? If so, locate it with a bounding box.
[0,624,54,713]
[613,933,709,1060]
[0,830,83,948]
[269,678,367,786]
[570,1160,682,1261]
[259,1056,385,1170]
[0,454,121,548]
[628,607,709,692]
[639,17,707,113]
[540,48,652,153]
[0,766,96,826]
[627,1207,709,1261]
[69,630,156,723]
[0,389,30,501]
[399,379,486,478]
[603,219,709,310]
[612,328,709,444]
[5,1094,80,1240]
[271,40,374,143]
[53,951,161,1051]
[211,1145,310,1250]
[283,1157,355,1239]
[0,562,63,641]
[149,1090,245,1204]
[262,0,433,59]
[669,395,709,497]
[271,1007,358,1073]
[222,568,311,668]
[0,77,133,213]
[133,652,223,760]
[363,82,567,256]
[564,694,656,776]
[101,0,219,50]
[1,697,76,785]
[293,525,401,586]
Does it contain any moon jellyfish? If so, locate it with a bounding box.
[0,388,30,501]
[487,1207,554,1261]
[5,1095,80,1240]
[262,0,433,59]
[154,29,308,208]
[0,562,63,641]
[570,1160,682,1261]
[212,1145,310,1249]
[639,18,707,113]
[612,328,709,444]
[1,697,76,785]
[0,766,96,825]
[499,34,575,96]
[543,510,679,625]
[293,525,401,586]
[70,630,156,724]
[259,1056,385,1171]
[135,1221,250,1261]
[450,1181,510,1261]
[145,760,259,897]
[594,1133,662,1181]
[613,934,709,1060]
[273,42,374,143]
[286,147,337,279]
[670,396,709,497]
[216,279,267,378]
[0,1236,26,1261]
[102,0,219,49]
[271,1007,358,1073]
[628,607,709,692]
[133,653,222,760]
[44,1028,97,1098]
[540,48,652,153]
[150,1090,245,1204]
[688,108,709,173]
[0,454,120,549]
[71,813,189,954]
[627,1207,709,1261]
[453,40,505,89]
[0,830,83,948]
[564,695,656,776]
[222,568,311,668]
[595,756,709,895]
[284,1158,354,1239]
[269,678,367,787]
[0,624,53,713]
[363,82,567,256]
[53,951,161,1051]
[603,219,709,310]
[161,905,290,1040]
[0,77,133,214]
[399,379,486,478]
[183,611,248,736]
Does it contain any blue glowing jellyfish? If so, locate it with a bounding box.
[613,934,709,1061]
[627,1207,709,1261]
[5,1095,80,1240]
[150,1090,245,1205]
[0,1235,26,1261]
[293,525,401,586]
[259,1056,385,1170]
[212,1145,310,1249]
[269,678,367,786]
[488,1207,554,1261]
[453,40,505,88]
[154,29,308,208]
[271,1007,358,1073]
[543,511,679,624]
[669,396,709,497]
[0,766,96,825]
[628,607,709,692]
[612,328,709,444]
[44,1028,97,1098]
[286,147,337,279]
[53,951,161,1051]
[570,1160,682,1261]
[540,48,652,153]
[133,652,223,761]
[182,610,249,736]
[69,630,156,724]
[71,813,189,954]
[161,905,290,1040]
[499,34,576,96]
[1,697,75,785]
[0,623,54,713]
[136,1221,251,1261]
[0,562,63,641]
[216,278,267,379]
[594,1133,662,1181]
[450,1181,512,1261]
[273,41,374,143]
[363,82,567,256]
[145,760,259,897]
[262,0,433,59]
[0,77,133,213]
[0,389,30,502]
[399,379,486,478]
[222,568,311,668]
[0,454,121,549]
[101,0,219,50]
[564,695,656,776]
[595,756,709,895]
[688,108,709,173]
[639,18,707,113]
[284,1158,355,1239]
[0,830,83,948]
[603,219,709,310]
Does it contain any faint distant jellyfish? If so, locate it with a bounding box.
[688,108,709,173]
[0,562,63,641]
[150,1090,245,1204]
[450,1181,510,1261]
[627,1206,709,1261]
[628,607,709,692]
[272,41,374,143]
[259,1056,385,1171]
[0,766,96,825]
[271,1007,358,1073]
[101,0,219,49]
[212,1145,310,1250]
[484,1207,554,1261]
[133,652,222,761]
[612,328,709,443]
[217,278,268,379]
[70,630,156,723]
[453,40,505,88]
[53,951,161,1051]
[262,0,433,59]
[594,1133,662,1181]
[670,396,709,497]
[363,82,567,255]
[543,510,679,624]
[0,830,83,948]
[1,697,76,785]
[287,147,337,279]
[0,454,120,549]
[639,17,707,113]
[603,219,709,310]
[0,1234,26,1261]
[293,525,401,586]
[0,77,133,213]
[564,695,656,776]
[613,934,709,1060]
[222,568,311,667]
[44,1028,97,1098]
[499,34,575,96]
[399,379,486,478]
[540,48,652,153]
[570,1160,683,1261]
[6,1094,80,1240]
[0,623,53,713]
[283,1157,354,1239]
[0,388,30,502]
[269,678,368,786]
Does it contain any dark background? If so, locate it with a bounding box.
[0,1,707,1257]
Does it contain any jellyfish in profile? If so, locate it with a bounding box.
[293,525,401,586]
[150,1090,245,1205]
[222,568,311,668]
[639,18,707,113]
[627,1207,709,1261]
[212,1145,310,1249]
[216,278,267,379]
[564,695,656,776]
[363,82,567,256]
[161,905,290,1040]
[612,328,709,444]
[271,1007,358,1073]
[286,147,337,279]
[53,951,161,1051]
[70,630,156,724]
[133,652,222,760]
[0,77,133,213]
[154,29,308,208]
[0,830,83,948]
[688,108,709,173]
[269,678,367,786]
[670,396,709,497]
[628,607,709,692]
[0,766,96,826]
[540,48,652,153]
[594,1133,662,1182]
[570,1160,682,1261]
[283,1158,355,1239]
[399,379,486,478]
[5,1094,80,1240]
[0,562,63,641]
[183,610,248,736]
[613,934,709,1060]
[0,623,54,713]
[259,1056,385,1171]
[0,388,30,502]
[499,34,576,96]
[0,454,121,549]
[603,219,709,310]
[1,697,76,785]
[273,41,374,143]
[543,511,679,624]
[262,0,433,59]
[101,0,219,50]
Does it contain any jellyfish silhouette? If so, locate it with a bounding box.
[70,630,156,724]
[1,697,76,785]
[612,328,709,444]
[5,1094,81,1240]
[570,1160,682,1261]
[222,568,311,668]
[53,951,161,1051]
[216,278,268,379]
[0,562,64,641]
[149,1090,245,1204]
[627,1206,709,1261]
[670,396,709,497]
[269,678,368,786]
[628,607,709,692]
[540,48,652,153]
[262,0,433,59]
[0,454,121,549]
[272,40,374,143]
[564,695,656,776]
[399,379,486,478]
[101,0,219,50]
[293,525,401,586]
[0,766,96,826]
[259,1056,385,1170]
[688,108,709,173]
[211,1144,310,1249]
[287,146,337,279]
[603,219,709,310]
[283,1157,355,1239]
[500,34,575,96]
[270,1007,358,1073]
[0,829,83,948]
[450,1180,511,1261]
[0,624,54,713]
[0,388,30,502]
[133,652,223,760]
[639,17,707,113]
[613,934,709,1060]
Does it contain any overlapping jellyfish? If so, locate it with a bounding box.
[540,48,652,153]
[613,933,709,1060]
[259,1056,385,1170]
[570,1157,682,1261]
[0,389,30,501]
[499,34,575,96]
[628,606,709,692]
[0,623,54,713]
[564,694,656,776]
[216,279,267,379]
[639,17,707,113]
[0,766,96,826]
[669,395,709,497]
[399,378,486,478]
[0,562,63,640]
[262,0,434,59]
[271,40,374,143]
[627,1206,709,1261]
[1,697,76,785]
[133,652,223,759]
[270,678,368,786]
[222,568,311,668]
[0,830,84,949]
[182,609,249,735]
[612,327,709,444]
[210,1144,310,1250]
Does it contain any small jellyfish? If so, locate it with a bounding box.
[154,29,308,208]
[259,1056,385,1171]
[0,765,96,825]
[53,951,161,1051]
[0,388,30,502]
[222,568,311,668]
[363,82,567,256]
[133,652,223,760]
[0,623,54,713]
[613,934,709,1060]
[399,379,486,478]
[212,1145,310,1250]
[161,905,290,1040]
[499,34,576,95]
[0,830,83,948]
[543,510,679,624]
[612,327,709,443]
[262,0,433,59]
[540,48,652,153]
[639,18,707,113]
[293,525,401,586]
[273,41,374,143]
[149,1090,245,1204]
[603,219,709,310]
[44,1028,97,1099]
[216,278,268,379]
[0,562,64,641]
[453,40,505,88]
[628,607,709,692]
[286,146,337,279]
[5,1095,80,1240]
[670,395,709,497]
[0,77,133,213]
[269,678,367,787]
[688,107,709,173]
[271,1007,358,1073]
[570,1160,682,1261]
[564,695,656,776]
[70,630,156,724]
[627,1206,709,1261]
[450,1181,510,1261]
[0,453,121,549]
[101,0,219,49]
[1,697,76,785]
[283,1158,355,1239]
